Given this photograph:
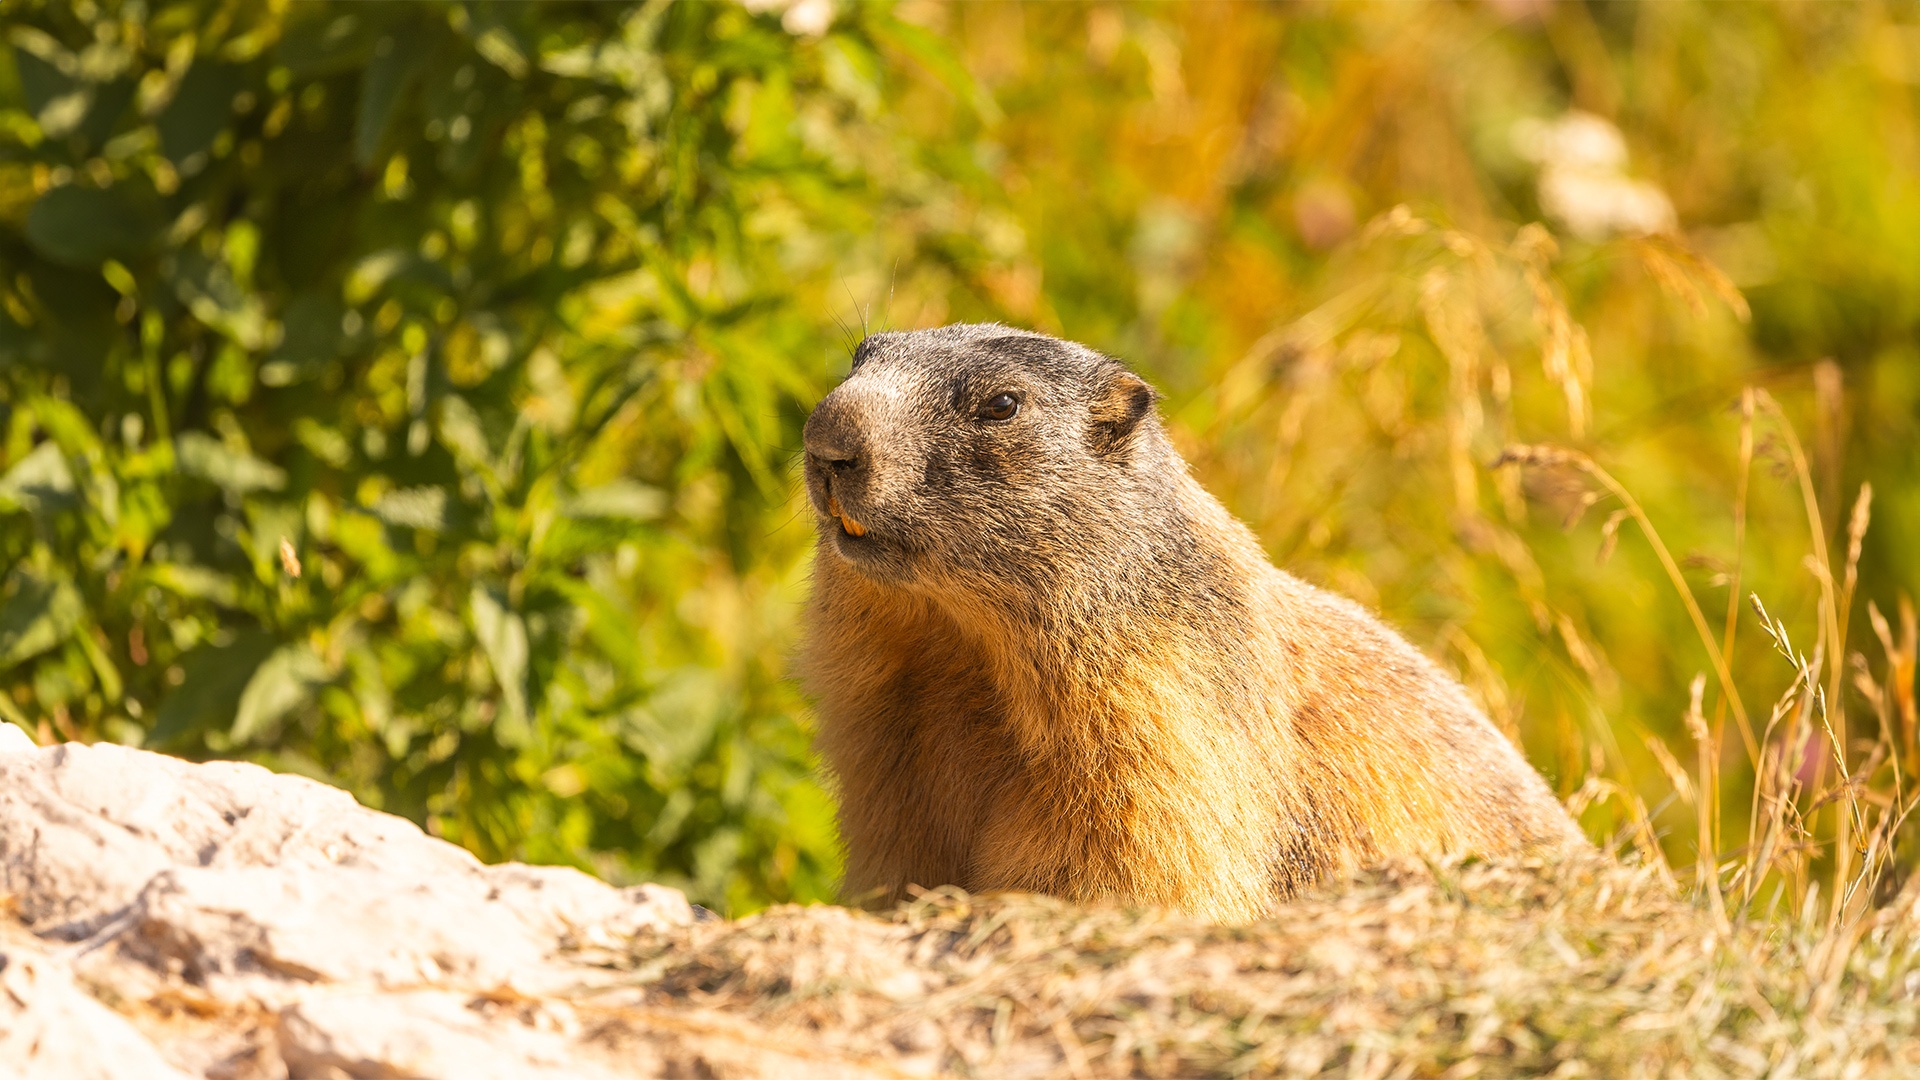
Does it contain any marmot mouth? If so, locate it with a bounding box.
[826,493,869,538]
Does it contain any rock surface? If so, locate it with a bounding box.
[0,727,832,1080]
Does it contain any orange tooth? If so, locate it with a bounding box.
[826,493,867,536]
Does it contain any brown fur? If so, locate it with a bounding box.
[801,325,1585,922]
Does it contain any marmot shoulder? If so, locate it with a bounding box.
[800,324,1585,922]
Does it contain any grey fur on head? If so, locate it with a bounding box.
[802,323,1163,593]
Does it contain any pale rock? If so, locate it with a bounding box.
[0,722,33,754]
[0,739,721,1078]
[1,742,690,997]
[275,990,630,1080]
[0,933,194,1080]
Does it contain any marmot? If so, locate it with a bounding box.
[801,324,1585,922]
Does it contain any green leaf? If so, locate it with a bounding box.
[275,10,377,78]
[150,632,276,747]
[0,441,77,514]
[356,34,425,166]
[620,666,725,778]
[345,645,397,754]
[292,418,353,469]
[75,628,123,704]
[175,432,287,494]
[563,480,667,521]
[29,395,117,525]
[473,27,529,80]
[4,41,129,145]
[24,184,161,268]
[157,62,244,163]
[9,38,76,118]
[470,584,530,740]
[147,563,244,609]
[343,248,410,302]
[553,577,640,674]
[371,486,448,531]
[232,644,330,745]
[436,395,493,473]
[0,570,83,670]
[174,249,272,350]
[262,293,348,386]
[73,78,135,152]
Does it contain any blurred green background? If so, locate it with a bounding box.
[1,0,1914,914]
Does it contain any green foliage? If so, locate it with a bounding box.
[0,0,1006,912]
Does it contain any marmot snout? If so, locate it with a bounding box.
[802,323,1585,922]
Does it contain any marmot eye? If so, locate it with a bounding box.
[979,393,1020,422]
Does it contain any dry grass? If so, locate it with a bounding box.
[587,854,1920,1079]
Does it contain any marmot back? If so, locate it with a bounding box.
[800,324,1585,922]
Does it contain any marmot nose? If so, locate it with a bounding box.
[804,430,863,475]
[803,398,869,476]
[810,451,861,479]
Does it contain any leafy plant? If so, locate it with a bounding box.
[0,0,1010,912]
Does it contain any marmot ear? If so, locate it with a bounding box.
[1089,372,1156,454]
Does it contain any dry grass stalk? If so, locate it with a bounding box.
[1493,443,1758,766]
[1501,408,1916,1036]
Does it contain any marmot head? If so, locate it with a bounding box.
[803,324,1163,589]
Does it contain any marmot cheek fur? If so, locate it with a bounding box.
[801,323,1586,922]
